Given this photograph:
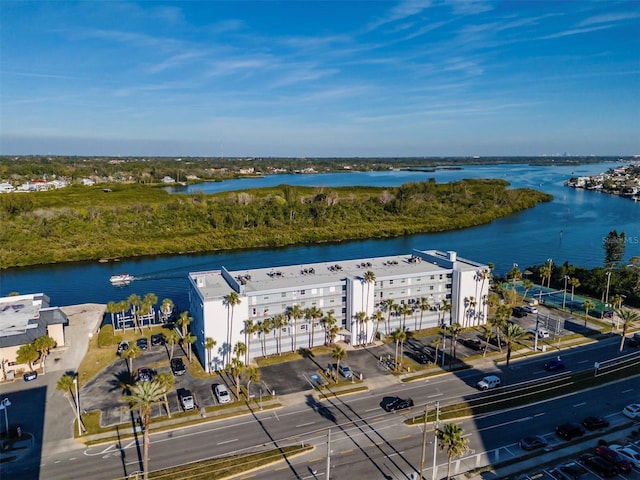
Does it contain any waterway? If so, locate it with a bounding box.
[1,160,638,310]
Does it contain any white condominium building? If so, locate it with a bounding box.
[188,249,489,372]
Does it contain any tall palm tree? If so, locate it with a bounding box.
[165,329,180,360]
[438,422,469,480]
[287,304,304,351]
[128,293,142,333]
[447,322,463,370]
[121,380,168,480]
[205,337,217,372]
[440,299,452,327]
[582,299,595,326]
[142,292,157,328]
[243,366,261,399]
[182,332,196,362]
[241,320,258,364]
[502,322,527,384]
[177,310,192,338]
[34,335,56,374]
[305,306,323,348]
[507,264,522,292]
[569,277,580,307]
[431,335,444,364]
[259,318,273,356]
[160,298,174,323]
[154,372,175,418]
[56,373,87,432]
[418,297,430,331]
[224,291,241,365]
[272,313,287,355]
[122,344,142,375]
[521,279,534,302]
[391,327,406,372]
[370,309,384,343]
[362,270,375,316]
[233,341,247,362]
[492,305,511,352]
[480,325,495,358]
[331,346,346,382]
[400,303,413,331]
[106,301,119,334]
[615,307,640,351]
[381,299,397,335]
[354,311,367,346]
[321,310,337,346]
[226,357,245,399]
[117,300,130,331]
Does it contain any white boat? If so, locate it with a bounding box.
[110,274,133,284]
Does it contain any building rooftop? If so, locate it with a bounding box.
[0,294,67,348]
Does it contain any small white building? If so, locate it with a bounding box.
[0,182,15,193]
[188,249,489,372]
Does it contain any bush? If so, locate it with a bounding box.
[97,324,115,347]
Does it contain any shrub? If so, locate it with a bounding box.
[97,325,115,347]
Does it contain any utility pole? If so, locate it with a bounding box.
[326,429,331,480]
[419,404,428,479]
[73,375,82,436]
[432,401,440,480]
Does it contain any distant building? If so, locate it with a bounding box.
[188,249,489,372]
[0,182,15,193]
[162,176,176,183]
[0,294,68,379]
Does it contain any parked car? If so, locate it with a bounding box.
[461,337,483,351]
[23,371,38,382]
[476,375,501,391]
[136,337,148,350]
[137,367,153,382]
[407,351,431,364]
[555,422,585,440]
[581,415,609,430]
[623,403,640,419]
[544,358,566,371]
[170,357,187,376]
[609,444,640,468]
[150,334,164,346]
[527,328,550,339]
[579,454,618,478]
[512,307,527,318]
[384,397,414,412]
[117,340,129,355]
[214,384,231,404]
[522,305,538,314]
[555,461,587,480]
[519,435,548,451]
[627,332,640,347]
[178,388,195,410]
[339,364,353,380]
[595,445,633,473]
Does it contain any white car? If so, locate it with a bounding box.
[522,305,538,314]
[215,384,231,404]
[527,328,550,339]
[623,403,640,419]
[610,444,640,468]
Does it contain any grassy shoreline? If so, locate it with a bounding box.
[1,179,552,268]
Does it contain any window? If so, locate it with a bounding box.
[389,279,394,285]
[252,308,257,315]
[439,274,443,280]
[264,295,270,300]
[430,286,434,290]
[300,290,306,295]
[281,292,287,298]
[430,275,435,280]
[300,324,308,331]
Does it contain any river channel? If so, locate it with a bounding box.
[1,160,638,310]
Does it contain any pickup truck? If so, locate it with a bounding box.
[178,388,195,410]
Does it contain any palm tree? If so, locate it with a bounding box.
[447,322,463,370]
[155,372,175,418]
[362,270,375,315]
[400,303,413,331]
[34,335,56,374]
[242,320,258,364]
[331,346,346,382]
[272,313,287,355]
[381,299,397,335]
[582,299,595,326]
[370,309,384,343]
[507,264,522,292]
[440,299,452,327]
[492,305,511,352]
[205,337,217,373]
[569,277,580,307]
[354,311,367,346]
[615,307,640,351]
[17,343,39,371]
[321,310,337,346]
[418,297,430,331]
[122,344,142,375]
[391,327,406,372]
[480,325,495,357]
[160,298,174,323]
[243,366,261,399]
[224,291,241,364]
[128,293,142,333]
[431,335,444,364]
[438,422,469,480]
[106,301,119,334]
[287,304,304,351]
[305,306,322,348]
[117,300,130,331]
[56,373,87,432]
[165,330,180,360]
[182,332,196,362]
[142,292,157,328]
[177,310,192,338]
[502,322,527,384]
[259,318,273,356]
[226,357,245,399]
[521,279,534,302]
[121,380,168,480]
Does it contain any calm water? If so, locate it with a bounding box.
[1,161,638,310]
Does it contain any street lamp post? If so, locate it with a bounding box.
[562,275,570,310]
[0,398,11,436]
[604,270,612,307]
[73,376,82,436]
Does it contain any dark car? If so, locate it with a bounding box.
[581,415,609,430]
[151,333,164,346]
[519,435,549,451]
[408,351,431,364]
[137,367,153,382]
[117,340,129,355]
[595,445,632,473]
[171,357,187,376]
[579,453,619,478]
[544,358,566,371]
[23,371,38,382]
[461,337,483,351]
[512,307,528,318]
[555,422,585,440]
[556,461,587,480]
[136,337,148,350]
[384,397,414,412]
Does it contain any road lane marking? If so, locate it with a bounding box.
[297,422,316,427]
[427,393,443,398]
[217,439,238,445]
[622,389,634,393]
[533,412,545,417]
[572,402,587,407]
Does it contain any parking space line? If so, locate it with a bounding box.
[572,401,586,407]
[217,438,238,445]
[296,422,316,428]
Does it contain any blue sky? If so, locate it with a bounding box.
[1,1,639,157]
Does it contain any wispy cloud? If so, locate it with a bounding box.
[367,0,432,31]
[538,24,614,40]
[579,11,640,27]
